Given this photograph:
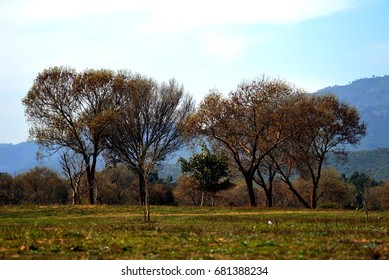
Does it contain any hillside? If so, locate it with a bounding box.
[317,75,389,150]
[327,148,389,181]
[0,142,60,174]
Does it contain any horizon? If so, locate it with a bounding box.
[1,0,389,144]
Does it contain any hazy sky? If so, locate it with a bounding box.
[1,0,389,144]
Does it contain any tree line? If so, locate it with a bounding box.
[18,67,373,219]
[2,166,389,211]
[0,166,175,206]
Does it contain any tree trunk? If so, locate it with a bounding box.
[85,155,99,205]
[85,167,95,205]
[256,180,272,207]
[145,183,150,222]
[138,173,146,207]
[245,176,257,207]
[266,183,273,207]
[310,184,318,209]
[309,159,323,209]
[211,193,216,207]
[139,171,150,222]
[72,191,76,205]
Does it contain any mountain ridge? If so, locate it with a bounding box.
[316,75,389,150]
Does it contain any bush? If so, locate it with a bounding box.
[0,172,21,205]
[13,167,68,204]
[369,183,389,210]
[174,175,206,206]
[150,184,176,206]
[217,181,253,207]
[96,165,139,205]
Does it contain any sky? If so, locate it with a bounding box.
[1,0,389,144]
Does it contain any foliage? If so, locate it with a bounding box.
[149,184,176,206]
[262,94,366,209]
[0,173,19,205]
[179,144,234,206]
[96,165,139,205]
[291,168,354,209]
[2,205,389,260]
[174,175,205,206]
[184,76,366,209]
[342,171,380,209]
[13,167,68,204]
[369,183,389,210]
[22,67,123,204]
[216,181,254,207]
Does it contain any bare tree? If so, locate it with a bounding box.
[23,67,123,204]
[60,149,86,205]
[104,75,194,221]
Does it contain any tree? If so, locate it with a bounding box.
[13,167,68,204]
[60,149,86,204]
[174,175,205,206]
[23,67,123,204]
[185,76,304,206]
[293,168,354,208]
[275,94,366,208]
[104,75,194,221]
[179,144,234,206]
[97,164,138,205]
[0,173,17,205]
[344,171,379,210]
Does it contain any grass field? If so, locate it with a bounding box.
[0,205,389,260]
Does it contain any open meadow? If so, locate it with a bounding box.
[0,205,389,260]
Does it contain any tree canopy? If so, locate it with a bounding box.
[23,67,122,204]
[103,75,194,221]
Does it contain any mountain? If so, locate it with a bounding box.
[0,142,62,175]
[317,75,389,150]
[327,148,389,181]
[0,141,185,178]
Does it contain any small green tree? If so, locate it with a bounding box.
[345,171,379,211]
[179,144,234,206]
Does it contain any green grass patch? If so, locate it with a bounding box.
[0,205,389,260]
